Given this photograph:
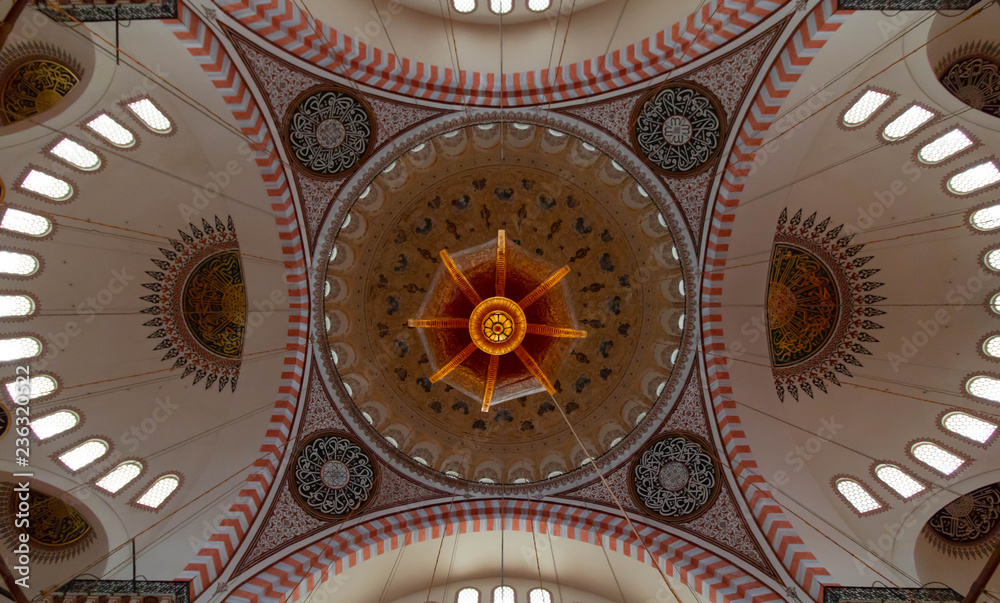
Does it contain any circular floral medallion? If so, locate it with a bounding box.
[286,88,374,177]
[291,432,377,518]
[631,83,725,175]
[631,432,720,521]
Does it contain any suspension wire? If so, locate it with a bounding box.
[601,0,631,57]
[546,392,682,602]
[544,523,564,603]
[377,523,412,603]
[424,489,460,603]
[529,499,546,596]
[440,500,464,603]
[704,350,1000,421]
[582,498,627,602]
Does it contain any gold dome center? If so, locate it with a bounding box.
[469,297,526,356]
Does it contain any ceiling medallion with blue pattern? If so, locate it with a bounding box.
[631,82,726,176]
[285,87,375,177]
[290,431,377,519]
[631,432,720,522]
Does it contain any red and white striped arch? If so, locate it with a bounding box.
[167,2,309,597]
[700,0,848,599]
[213,0,788,106]
[223,499,783,603]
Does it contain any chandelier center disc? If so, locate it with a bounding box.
[469,296,527,356]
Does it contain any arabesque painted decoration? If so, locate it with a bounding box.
[767,209,885,402]
[631,432,720,521]
[924,482,1000,559]
[141,217,245,391]
[0,59,78,125]
[0,484,95,564]
[631,82,725,175]
[290,431,377,519]
[285,88,374,177]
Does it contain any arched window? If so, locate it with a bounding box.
[842,89,891,126]
[609,436,623,448]
[985,250,1000,272]
[992,294,1000,315]
[413,456,429,466]
[30,410,78,439]
[135,474,180,508]
[948,160,1000,195]
[452,0,476,13]
[58,439,109,470]
[835,478,882,514]
[96,460,143,493]
[670,349,679,365]
[479,477,496,483]
[19,169,73,201]
[362,411,374,425]
[943,412,997,444]
[49,138,101,170]
[489,0,512,13]
[86,113,135,147]
[0,337,41,361]
[457,587,480,603]
[546,470,563,478]
[528,0,550,9]
[1,207,52,237]
[984,335,1000,358]
[634,411,647,426]
[492,586,515,603]
[971,204,1000,231]
[529,588,553,603]
[918,129,973,164]
[385,436,399,448]
[126,98,172,133]
[967,375,1000,403]
[677,314,685,331]
[6,374,57,402]
[875,465,924,498]
[0,251,38,276]
[882,105,935,141]
[0,295,34,317]
[912,442,964,475]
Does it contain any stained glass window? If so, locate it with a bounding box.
[0,337,41,361]
[882,105,934,140]
[875,465,924,498]
[943,412,997,443]
[836,478,882,513]
[96,461,143,493]
[0,251,38,276]
[843,90,891,126]
[0,295,34,316]
[6,375,57,402]
[912,442,964,475]
[30,410,78,440]
[948,161,1000,194]
[50,138,100,170]
[59,439,108,470]
[971,204,1000,231]
[985,250,1000,271]
[918,129,973,164]
[967,375,1000,403]
[1,208,51,237]
[136,475,179,508]
[86,114,135,147]
[20,169,72,200]
[127,99,172,133]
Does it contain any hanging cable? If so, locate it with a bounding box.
[424,489,460,603]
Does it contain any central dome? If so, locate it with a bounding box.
[323,122,686,483]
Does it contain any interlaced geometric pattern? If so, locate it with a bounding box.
[59,439,108,470]
[943,412,997,443]
[842,90,890,126]
[6,375,56,401]
[0,336,40,360]
[292,433,376,518]
[136,475,180,508]
[1,208,51,237]
[633,84,724,174]
[918,129,972,164]
[948,161,1000,194]
[836,479,881,513]
[287,89,373,176]
[30,410,77,439]
[875,465,924,498]
[912,442,964,474]
[967,375,1000,403]
[882,105,934,140]
[971,205,1000,230]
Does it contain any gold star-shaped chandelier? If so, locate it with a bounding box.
[408,230,587,411]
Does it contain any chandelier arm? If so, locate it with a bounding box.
[407,318,470,329]
[440,249,482,305]
[481,355,499,412]
[525,324,588,338]
[430,342,478,383]
[517,266,570,309]
[513,347,556,394]
[496,229,507,298]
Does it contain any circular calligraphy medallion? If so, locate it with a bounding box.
[939,57,1000,118]
[631,432,720,521]
[291,432,377,518]
[286,88,374,177]
[631,83,725,175]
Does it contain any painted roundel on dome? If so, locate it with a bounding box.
[631,432,720,521]
[631,83,725,175]
[286,88,374,176]
[291,431,377,519]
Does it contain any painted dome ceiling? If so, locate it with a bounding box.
[322,123,686,483]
